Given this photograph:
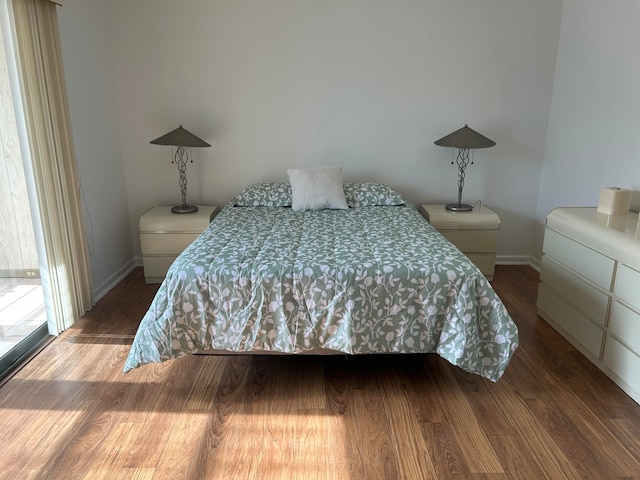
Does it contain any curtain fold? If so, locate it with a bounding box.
[11,0,92,334]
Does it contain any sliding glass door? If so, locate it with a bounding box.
[0,1,51,382]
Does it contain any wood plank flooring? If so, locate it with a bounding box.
[0,265,639,479]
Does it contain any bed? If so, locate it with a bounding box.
[124,177,518,381]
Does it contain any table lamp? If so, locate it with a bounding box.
[150,125,211,214]
[435,124,495,212]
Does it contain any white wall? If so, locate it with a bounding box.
[57,0,134,300]
[107,0,562,262]
[537,0,640,259]
[51,0,640,295]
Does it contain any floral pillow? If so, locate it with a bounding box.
[343,182,406,207]
[233,182,292,207]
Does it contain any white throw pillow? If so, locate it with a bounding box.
[287,166,348,211]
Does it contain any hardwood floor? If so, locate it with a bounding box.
[0,265,639,479]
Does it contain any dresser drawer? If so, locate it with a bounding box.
[543,228,615,291]
[609,302,640,354]
[615,264,640,311]
[439,230,498,253]
[603,336,640,395]
[141,233,200,255]
[537,284,605,359]
[540,255,610,326]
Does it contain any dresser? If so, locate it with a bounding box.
[536,207,640,404]
[140,205,218,283]
[419,204,499,280]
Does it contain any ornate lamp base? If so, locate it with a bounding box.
[171,204,198,214]
[445,203,473,212]
[170,145,198,214]
[446,147,474,213]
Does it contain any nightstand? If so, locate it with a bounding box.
[140,205,218,283]
[419,204,500,280]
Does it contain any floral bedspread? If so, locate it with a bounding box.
[124,204,518,381]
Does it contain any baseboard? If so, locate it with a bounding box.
[496,255,540,271]
[529,256,541,271]
[93,258,137,303]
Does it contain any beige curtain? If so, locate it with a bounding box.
[10,0,92,334]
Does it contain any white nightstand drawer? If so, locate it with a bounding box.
[440,230,498,253]
[610,302,640,354]
[615,264,640,311]
[465,253,496,277]
[540,255,610,326]
[603,337,640,395]
[543,228,615,291]
[143,255,177,278]
[141,233,200,255]
[537,284,605,359]
[419,204,499,281]
[139,205,218,284]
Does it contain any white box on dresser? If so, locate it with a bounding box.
[140,205,218,284]
[537,207,640,404]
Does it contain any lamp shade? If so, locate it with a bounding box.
[150,125,211,148]
[434,124,495,149]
